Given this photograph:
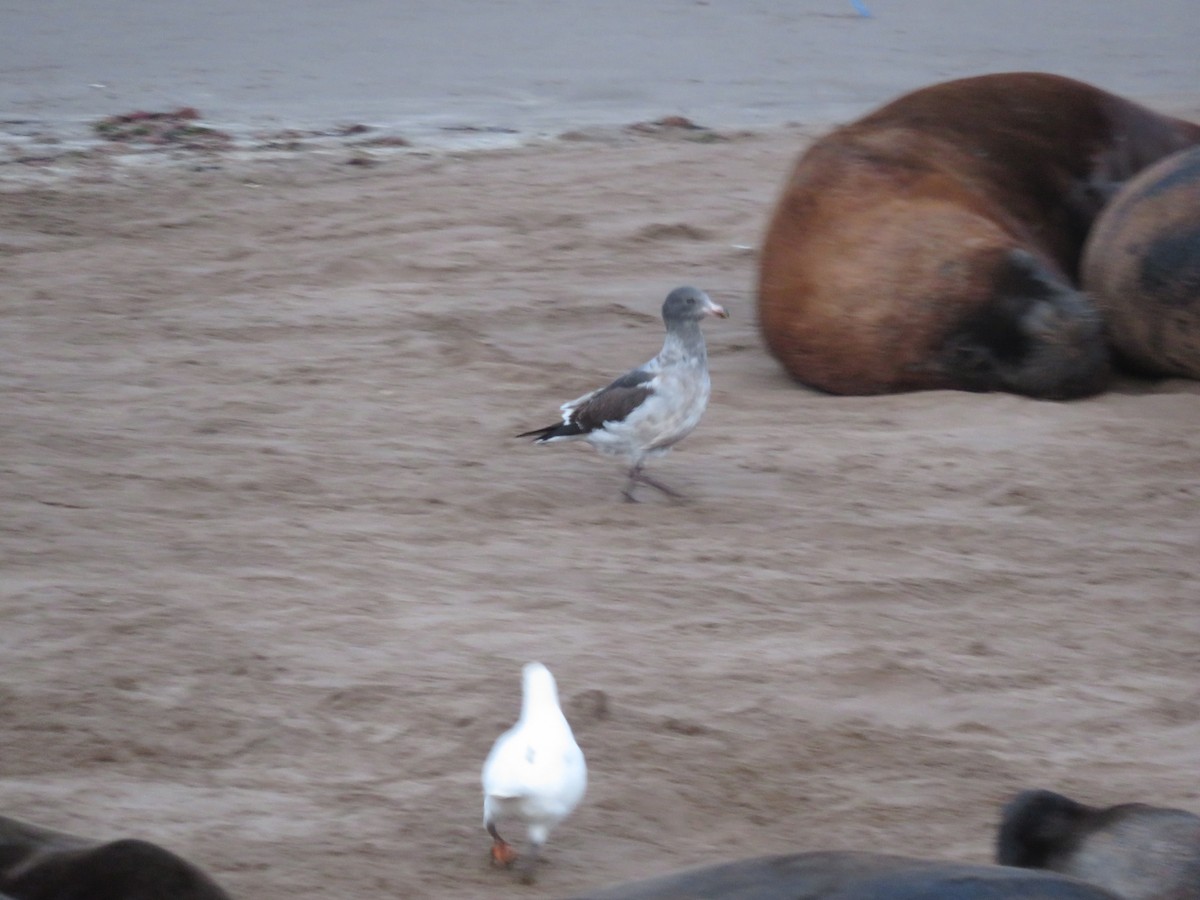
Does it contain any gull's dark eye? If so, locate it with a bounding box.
[686,297,695,304]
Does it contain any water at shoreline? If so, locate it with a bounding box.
[3,0,1197,154]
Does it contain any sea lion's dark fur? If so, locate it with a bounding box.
[1082,147,1200,379]
[0,814,232,900]
[568,850,1123,900]
[998,790,1200,900]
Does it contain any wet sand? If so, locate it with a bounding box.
[2,3,1199,899]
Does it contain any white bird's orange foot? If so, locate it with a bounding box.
[490,837,519,868]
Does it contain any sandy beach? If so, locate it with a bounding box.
[2,3,1199,899]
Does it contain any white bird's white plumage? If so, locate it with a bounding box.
[518,286,728,501]
[482,662,586,879]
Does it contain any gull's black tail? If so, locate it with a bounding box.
[516,422,583,442]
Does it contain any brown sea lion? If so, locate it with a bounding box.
[566,850,1123,900]
[1082,146,1200,379]
[0,814,232,900]
[997,789,1200,900]
[757,72,1200,398]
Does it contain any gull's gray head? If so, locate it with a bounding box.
[662,286,729,325]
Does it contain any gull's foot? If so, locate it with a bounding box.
[490,838,518,868]
[516,846,541,884]
[637,472,685,501]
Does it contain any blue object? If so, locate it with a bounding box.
[851,0,873,16]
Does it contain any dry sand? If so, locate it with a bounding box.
[2,5,1200,899]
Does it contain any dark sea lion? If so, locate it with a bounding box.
[997,789,1200,900]
[0,814,232,900]
[567,850,1123,900]
[1082,146,1200,379]
[757,72,1200,398]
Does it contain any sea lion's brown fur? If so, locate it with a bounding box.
[0,814,232,900]
[757,72,1200,398]
[1082,146,1200,379]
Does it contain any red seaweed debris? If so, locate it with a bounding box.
[91,107,233,150]
[624,115,728,142]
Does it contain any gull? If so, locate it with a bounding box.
[482,662,587,883]
[517,286,728,501]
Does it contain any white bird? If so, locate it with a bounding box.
[518,286,728,502]
[482,662,587,883]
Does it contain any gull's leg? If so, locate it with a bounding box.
[517,826,549,884]
[622,464,642,503]
[635,469,684,500]
[487,822,518,868]
[516,840,542,884]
